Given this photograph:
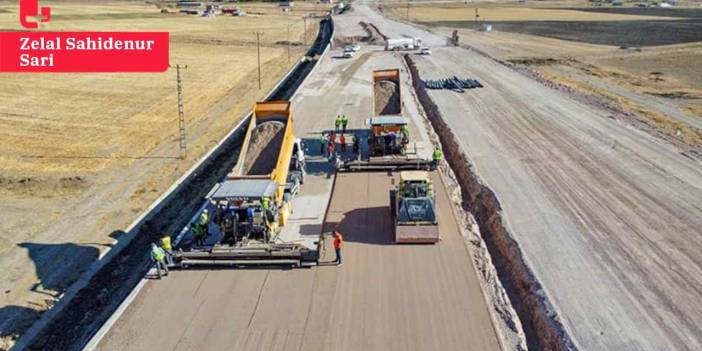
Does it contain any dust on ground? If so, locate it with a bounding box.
[243,121,285,175]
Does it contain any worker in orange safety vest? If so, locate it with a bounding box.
[333,231,343,266]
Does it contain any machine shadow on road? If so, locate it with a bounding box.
[323,206,394,245]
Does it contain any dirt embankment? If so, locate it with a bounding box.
[360,21,387,43]
[243,121,285,175]
[336,21,387,47]
[404,54,576,351]
[374,80,401,115]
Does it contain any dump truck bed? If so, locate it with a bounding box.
[372,69,402,116]
[230,100,295,202]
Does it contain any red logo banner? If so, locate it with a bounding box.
[0,32,169,72]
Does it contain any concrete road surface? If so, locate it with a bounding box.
[394,16,702,351]
[96,172,500,351]
[94,23,501,351]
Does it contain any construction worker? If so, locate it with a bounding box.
[320,133,327,155]
[432,146,443,169]
[333,231,344,266]
[150,243,168,278]
[160,234,173,265]
[334,115,342,132]
[400,125,410,142]
[341,115,349,133]
[352,134,359,155]
[192,221,205,246]
[340,134,346,153]
[200,209,209,225]
[327,140,336,161]
[262,196,270,211]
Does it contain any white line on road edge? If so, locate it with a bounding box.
[82,278,147,351]
[79,17,336,351]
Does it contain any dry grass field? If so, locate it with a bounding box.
[0,1,328,348]
[385,3,673,22]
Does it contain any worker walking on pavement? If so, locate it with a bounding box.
[333,231,343,266]
[340,134,346,153]
[341,115,349,133]
[160,234,173,265]
[150,243,168,278]
[335,115,342,133]
[432,146,443,170]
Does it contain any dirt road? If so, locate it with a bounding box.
[398,18,702,351]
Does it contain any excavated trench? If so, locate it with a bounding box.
[20,17,333,351]
[404,54,576,351]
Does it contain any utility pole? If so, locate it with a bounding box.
[174,64,188,159]
[287,24,291,63]
[303,15,308,46]
[407,3,410,21]
[255,32,263,89]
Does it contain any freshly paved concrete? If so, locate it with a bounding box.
[95,18,500,351]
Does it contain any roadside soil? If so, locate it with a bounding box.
[374,3,702,350]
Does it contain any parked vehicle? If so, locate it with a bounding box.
[385,37,422,50]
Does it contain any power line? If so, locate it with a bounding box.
[174,64,188,159]
[255,31,263,90]
[303,15,308,46]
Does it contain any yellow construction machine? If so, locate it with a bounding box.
[172,101,318,267]
[391,171,439,243]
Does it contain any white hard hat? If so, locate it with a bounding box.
[203,209,209,213]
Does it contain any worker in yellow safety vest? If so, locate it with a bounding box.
[341,115,349,133]
[262,197,270,211]
[193,209,209,246]
[334,115,342,132]
[432,146,442,169]
[199,209,209,226]
[150,243,168,278]
[160,234,173,265]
